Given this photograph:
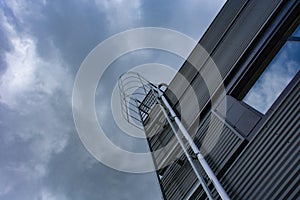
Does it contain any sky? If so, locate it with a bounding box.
[0,0,227,200]
[243,25,300,114]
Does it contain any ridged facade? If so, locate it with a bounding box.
[144,0,300,199]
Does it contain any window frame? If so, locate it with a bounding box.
[224,5,300,140]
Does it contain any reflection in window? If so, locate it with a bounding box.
[243,26,300,114]
[291,24,300,37]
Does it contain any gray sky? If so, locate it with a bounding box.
[0,1,226,199]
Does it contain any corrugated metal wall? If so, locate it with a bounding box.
[154,79,299,200]
[144,0,300,199]
[158,113,244,200]
[221,79,300,200]
[165,0,284,115]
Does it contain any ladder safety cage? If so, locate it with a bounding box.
[118,72,158,129]
[118,72,230,200]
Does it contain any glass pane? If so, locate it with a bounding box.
[243,40,300,114]
[291,24,300,37]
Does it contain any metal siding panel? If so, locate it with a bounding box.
[165,0,250,107]
[200,0,249,53]
[246,131,299,199]
[258,151,299,199]
[195,113,244,173]
[166,0,282,119]
[143,1,299,198]
[223,92,298,186]
[157,112,244,200]
[221,83,299,200]
[212,0,282,77]
[280,173,300,200]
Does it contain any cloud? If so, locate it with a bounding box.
[0,184,13,197]
[94,0,142,30]
[244,44,300,113]
[39,189,68,200]
[0,5,71,163]
[0,0,228,199]
[0,7,71,108]
[0,3,72,198]
[139,0,226,40]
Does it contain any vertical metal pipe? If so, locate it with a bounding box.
[158,87,230,200]
[157,102,214,200]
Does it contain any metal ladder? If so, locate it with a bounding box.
[118,72,230,200]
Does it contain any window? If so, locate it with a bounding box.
[243,25,300,114]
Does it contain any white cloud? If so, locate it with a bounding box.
[4,0,24,19]
[94,0,141,30]
[0,184,13,197]
[244,47,299,113]
[4,0,44,24]
[0,11,71,108]
[0,3,71,182]
[0,30,37,106]
[0,0,229,199]
[39,189,68,200]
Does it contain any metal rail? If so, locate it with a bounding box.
[118,72,230,199]
[118,72,158,129]
[156,84,230,200]
[157,99,214,200]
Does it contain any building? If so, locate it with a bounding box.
[142,0,300,199]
